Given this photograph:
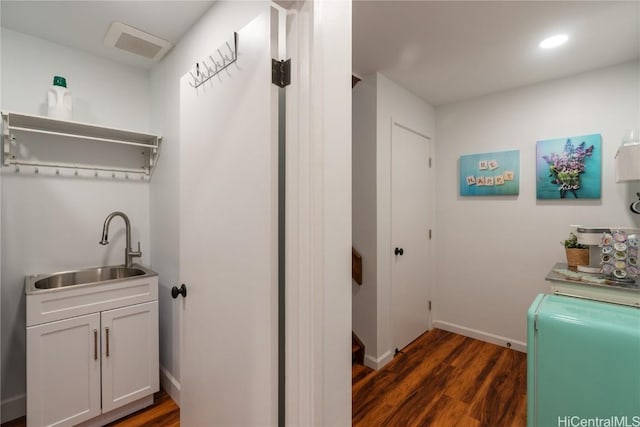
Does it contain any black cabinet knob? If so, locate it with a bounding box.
[394,247,404,256]
[171,284,187,299]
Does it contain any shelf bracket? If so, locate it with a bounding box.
[2,112,12,166]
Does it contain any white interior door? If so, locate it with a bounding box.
[390,122,431,352]
[178,8,278,426]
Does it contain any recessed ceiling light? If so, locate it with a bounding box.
[539,34,569,49]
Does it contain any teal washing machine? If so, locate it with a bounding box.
[527,294,640,427]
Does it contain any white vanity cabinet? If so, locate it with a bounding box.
[26,271,159,427]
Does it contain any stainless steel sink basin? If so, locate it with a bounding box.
[26,264,156,294]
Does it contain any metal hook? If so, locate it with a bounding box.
[202,59,211,75]
[209,55,222,70]
[226,41,235,59]
[217,48,229,64]
[189,71,200,87]
[201,59,215,76]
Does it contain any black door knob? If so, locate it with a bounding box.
[394,247,404,256]
[171,284,187,299]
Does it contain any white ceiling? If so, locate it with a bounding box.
[1,1,215,69]
[354,1,640,105]
[1,1,638,105]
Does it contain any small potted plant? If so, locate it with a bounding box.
[562,232,589,268]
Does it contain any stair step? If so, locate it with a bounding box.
[352,363,374,385]
[352,331,365,365]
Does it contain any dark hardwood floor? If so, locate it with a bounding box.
[106,389,179,427]
[352,328,527,427]
[3,330,525,427]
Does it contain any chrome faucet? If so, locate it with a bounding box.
[99,211,142,268]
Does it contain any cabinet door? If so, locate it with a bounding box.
[101,301,159,413]
[27,313,101,427]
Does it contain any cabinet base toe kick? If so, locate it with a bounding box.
[75,395,154,427]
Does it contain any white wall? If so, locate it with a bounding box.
[1,29,150,131]
[314,1,352,423]
[352,75,378,358]
[283,1,352,424]
[1,28,152,421]
[352,72,435,369]
[149,0,265,404]
[434,60,640,350]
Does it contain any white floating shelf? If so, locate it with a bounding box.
[2,111,162,177]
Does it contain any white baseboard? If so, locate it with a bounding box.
[363,350,393,370]
[1,393,26,423]
[433,320,527,353]
[160,365,181,406]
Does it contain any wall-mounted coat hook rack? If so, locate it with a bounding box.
[188,32,238,88]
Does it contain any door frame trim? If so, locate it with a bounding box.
[392,121,432,141]
[284,1,352,426]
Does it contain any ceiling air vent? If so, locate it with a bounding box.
[104,22,173,61]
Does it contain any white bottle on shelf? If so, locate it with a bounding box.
[47,76,73,120]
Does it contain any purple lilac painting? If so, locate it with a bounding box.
[536,134,602,199]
